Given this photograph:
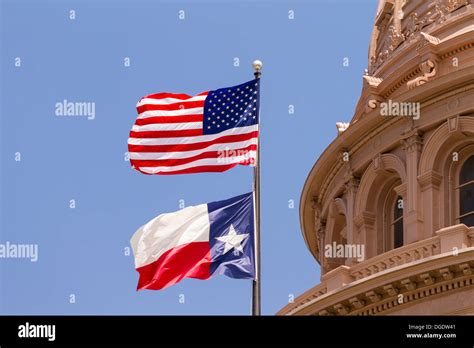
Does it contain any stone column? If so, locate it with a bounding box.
[401,130,424,243]
[418,170,443,239]
[354,211,376,260]
[344,176,360,265]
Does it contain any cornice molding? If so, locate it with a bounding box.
[279,248,474,316]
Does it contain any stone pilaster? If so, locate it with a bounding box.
[418,170,443,238]
[401,130,424,243]
[354,211,376,259]
[344,176,360,265]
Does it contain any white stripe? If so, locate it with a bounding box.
[128,124,258,146]
[129,138,258,160]
[132,122,202,132]
[137,107,204,119]
[130,204,210,268]
[137,95,207,107]
[137,152,257,174]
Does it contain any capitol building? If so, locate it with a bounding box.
[279,0,474,315]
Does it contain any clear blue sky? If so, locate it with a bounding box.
[0,0,376,315]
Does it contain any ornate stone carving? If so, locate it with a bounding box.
[447,0,469,12]
[401,131,423,153]
[333,303,350,315]
[318,309,333,316]
[363,75,383,88]
[440,267,454,280]
[383,284,399,296]
[407,59,437,89]
[401,278,418,291]
[459,263,472,275]
[420,32,441,45]
[404,12,420,41]
[349,297,365,309]
[344,176,360,195]
[367,0,467,73]
[367,99,379,110]
[403,0,449,40]
[421,0,449,27]
[336,122,350,135]
[388,25,405,51]
[372,25,406,71]
[365,290,382,303]
[420,273,435,285]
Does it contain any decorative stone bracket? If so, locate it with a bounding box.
[407,59,438,89]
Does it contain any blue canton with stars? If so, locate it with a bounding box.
[207,192,255,280]
[203,79,260,134]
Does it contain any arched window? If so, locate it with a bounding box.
[392,197,404,248]
[458,155,474,227]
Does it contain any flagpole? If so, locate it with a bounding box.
[252,60,262,316]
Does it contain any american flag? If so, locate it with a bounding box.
[128,79,260,175]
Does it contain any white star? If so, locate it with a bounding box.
[215,224,248,254]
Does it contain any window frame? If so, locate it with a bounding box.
[455,153,474,226]
[382,181,405,252]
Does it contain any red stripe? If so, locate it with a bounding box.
[130,144,257,167]
[137,100,205,113]
[141,92,208,100]
[128,131,259,153]
[129,129,203,139]
[136,242,211,290]
[134,115,203,125]
[136,163,250,175]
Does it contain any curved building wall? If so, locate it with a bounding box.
[279,0,474,316]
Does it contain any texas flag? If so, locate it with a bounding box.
[130,192,255,290]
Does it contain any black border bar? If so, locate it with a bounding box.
[0,315,473,346]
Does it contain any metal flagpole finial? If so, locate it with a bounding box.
[252,60,263,79]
